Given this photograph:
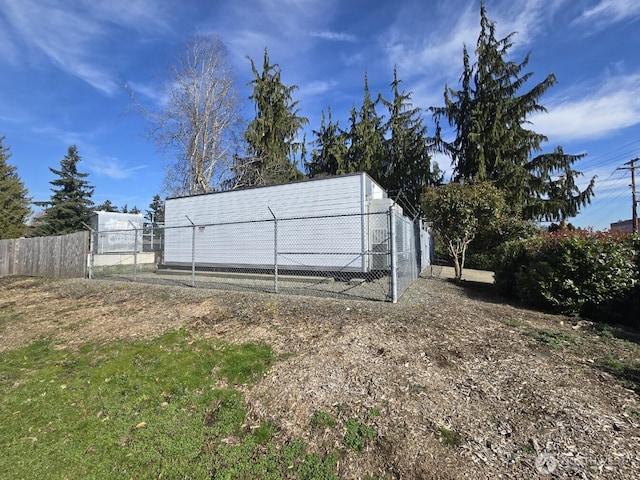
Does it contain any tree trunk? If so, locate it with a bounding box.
[448,241,463,282]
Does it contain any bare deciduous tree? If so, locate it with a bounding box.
[131,35,243,197]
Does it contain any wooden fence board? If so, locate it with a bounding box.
[0,231,88,278]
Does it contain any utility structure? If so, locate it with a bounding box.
[617,158,639,233]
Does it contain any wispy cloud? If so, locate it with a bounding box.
[383,1,477,81]
[383,0,569,84]
[88,157,147,179]
[310,31,356,42]
[0,0,173,95]
[125,80,169,108]
[214,0,341,65]
[299,79,338,97]
[88,0,173,33]
[530,73,640,142]
[29,124,146,179]
[574,0,640,29]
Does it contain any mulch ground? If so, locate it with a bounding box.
[1,275,638,479]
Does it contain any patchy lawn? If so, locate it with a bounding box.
[1,275,638,479]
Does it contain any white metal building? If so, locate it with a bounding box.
[162,173,431,277]
[90,211,144,254]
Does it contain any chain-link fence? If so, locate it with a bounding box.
[88,207,432,302]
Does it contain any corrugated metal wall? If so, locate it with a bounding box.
[163,174,374,270]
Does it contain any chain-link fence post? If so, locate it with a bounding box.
[389,205,398,303]
[185,216,196,287]
[128,221,138,281]
[268,207,278,293]
[82,223,95,279]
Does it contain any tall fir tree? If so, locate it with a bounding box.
[525,147,595,224]
[35,145,94,235]
[343,73,385,181]
[94,199,118,212]
[432,2,594,222]
[241,48,308,187]
[306,109,347,178]
[380,68,442,213]
[0,136,31,239]
[145,194,165,225]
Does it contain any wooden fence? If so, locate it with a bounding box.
[0,231,89,278]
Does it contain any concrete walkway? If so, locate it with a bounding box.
[430,265,495,284]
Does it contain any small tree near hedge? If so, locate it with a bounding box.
[495,229,639,324]
[422,181,506,281]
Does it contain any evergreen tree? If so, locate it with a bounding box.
[381,68,441,213]
[145,194,165,225]
[35,145,94,235]
[94,199,118,212]
[525,147,596,224]
[432,3,594,222]
[306,108,347,178]
[343,73,385,181]
[0,137,31,239]
[242,48,308,186]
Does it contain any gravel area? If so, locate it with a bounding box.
[1,275,639,479]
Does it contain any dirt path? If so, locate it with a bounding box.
[431,265,495,283]
[1,275,638,479]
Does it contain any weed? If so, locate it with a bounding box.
[343,418,376,452]
[628,408,640,419]
[310,410,336,430]
[504,318,527,328]
[525,329,577,349]
[598,357,640,394]
[438,427,462,447]
[253,421,276,444]
[367,407,381,419]
[264,301,279,316]
[590,324,640,344]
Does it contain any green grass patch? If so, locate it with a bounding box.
[598,357,640,394]
[0,330,336,479]
[310,410,336,430]
[343,418,376,452]
[590,323,640,344]
[525,328,578,350]
[438,427,462,447]
[0,302,19,333]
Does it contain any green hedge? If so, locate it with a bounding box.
[495,230,639,325]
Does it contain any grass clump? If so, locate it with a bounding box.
[0,330,336,480]
[598,357,640,394]
[343,418,376,452]
[0,302,19,333]
[310,410,336,430]
[438,427,462,447]
[525,328,577,350]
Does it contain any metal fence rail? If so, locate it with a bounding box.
[88,208,431,302]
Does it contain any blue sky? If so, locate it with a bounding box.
[1,0,639,230]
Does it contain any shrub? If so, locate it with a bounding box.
[466,217,541,271]
[495,229,639,324]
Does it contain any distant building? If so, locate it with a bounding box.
[610,219,634,233]
[90,211,144,253]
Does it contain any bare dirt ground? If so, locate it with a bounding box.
[1,274,639,479]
